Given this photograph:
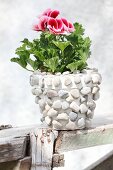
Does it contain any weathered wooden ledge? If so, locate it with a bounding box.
[0,124,113,170]
[55,124,113,153]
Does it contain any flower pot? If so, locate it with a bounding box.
[30,68,102,130]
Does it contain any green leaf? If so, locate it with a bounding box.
[73,22,85,36]
[84,37,91,47]
[11,58,27,68]
[33,51,45,61]
[67,60,86,72]
[21,38,33,47]
[53,41,71,52]
[44,56,59,72]
[78,50,88,62]
[27,58,35,68]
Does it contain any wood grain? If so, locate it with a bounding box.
[0,157,31,170]
[55,124,113,153]
[0,136,27,163]
[30,128,57,170]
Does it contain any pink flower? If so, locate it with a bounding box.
[68,22,75,32]
[33,9,75,34]
[40,8,60,18]
[33,16,48,31]
[33,24,40,31]
[47,18,65,34]
[62,18,75,33]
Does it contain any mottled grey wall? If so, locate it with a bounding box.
[0,0,113,126]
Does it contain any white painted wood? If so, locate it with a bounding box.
[30,128,57,170]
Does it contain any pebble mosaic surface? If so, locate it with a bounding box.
[30,69,102,130]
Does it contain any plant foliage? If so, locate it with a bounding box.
[11,23,91,73]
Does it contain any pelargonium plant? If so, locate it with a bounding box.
[11,9,91,73]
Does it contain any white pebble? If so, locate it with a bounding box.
[92,74,102,84]
[45,104,51,112]
[66,120,77,130]
[66,95,74,103]
[92,86,99,94]
[30,75,39,86]
[47,90,58,98]
[84,75,92,84]
[53,77,61,87]
[76,82,83,89]
[56,72,61,76]
[85,119,92,128]
[64,77,72,86]
[74,75,81,84]
[80,96,86,103]
[62,101,69,110]
[81,87,91,95]
[63,71,70,75]
[45,78,52,86]
[52,100,62,109]
[47,108,58,117]
[77,118,85,128]
[35,96,39,104]
[93,91,100,101]
[38,99,46,110]
[70,89,80,98]
[86,110,94,119]
[87,100,96,110]
[45,116,51,125]
[80,104,88,114]
[52,120,62,129]
[56,113,69,120]
[69,112,78,122]
[32,88,42,96]
[58,90,69,98]
[70,102,80,112]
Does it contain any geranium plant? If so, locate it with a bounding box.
[11,9,91,73]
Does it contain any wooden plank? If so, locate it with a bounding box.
[92,154,113,170]
[0,136,27,163]
[30,128,57,170]
[0,124,47,139]
[55,124,113,153]
[0,160,19,170]
[52,154,64,168]
[0,124,12,130]
[17,157,31,170]
[0,157,31,170]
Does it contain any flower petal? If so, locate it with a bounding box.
[61,18,69,27]
[49,10,60,18]
[48,18,58,29]
[68,22,75,32]
[42,8,52,16]
[38,16,48,31]
[33,24,40,31]
[56,18,63,30]
[48,25,65,34]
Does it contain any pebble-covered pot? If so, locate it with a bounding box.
[30,68,102,130]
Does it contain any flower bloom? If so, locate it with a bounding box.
[47,18,64,34]
[33,16,48,31]
[61,18,75,32]
[40,8,60,18]
[33,9,75,34]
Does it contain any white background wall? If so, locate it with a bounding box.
[0,1,113,170]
